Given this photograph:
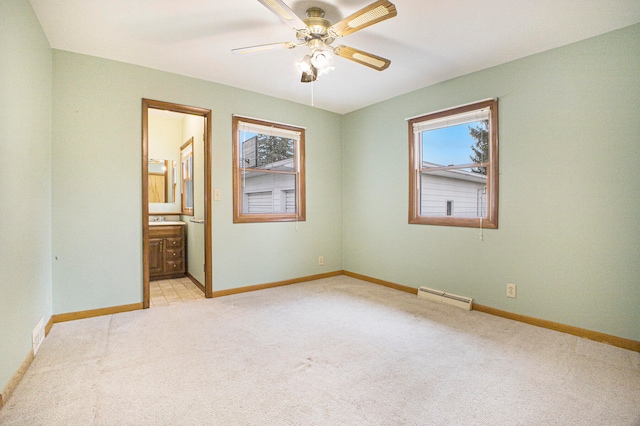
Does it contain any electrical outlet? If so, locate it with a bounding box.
[506,283,517,298]
[318,256,324,266]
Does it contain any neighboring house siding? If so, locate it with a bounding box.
[421,173,486,217]
[242,170,295,214]
[247,191,273,213]
[242,136,259,168]
[285,190,295,213]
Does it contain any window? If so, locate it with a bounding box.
[232,116,305,223]
[181,138,194,216]
[446,200,453,216]
[409,99,498,228]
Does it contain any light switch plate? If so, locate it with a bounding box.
[507,283,517,298]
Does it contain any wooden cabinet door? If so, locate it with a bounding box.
[149,238,164,277]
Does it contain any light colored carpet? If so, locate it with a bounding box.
[1,276,639,425]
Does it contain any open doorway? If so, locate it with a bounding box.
[142,99,212,308]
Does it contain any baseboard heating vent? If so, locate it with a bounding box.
[417,287,473,311]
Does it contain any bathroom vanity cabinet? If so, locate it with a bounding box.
[149,224,185,280]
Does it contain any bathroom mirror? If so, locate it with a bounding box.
[148,159,176,203]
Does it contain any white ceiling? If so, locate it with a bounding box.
[30,0,640,114]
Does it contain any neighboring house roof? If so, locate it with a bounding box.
[421,162,486,184]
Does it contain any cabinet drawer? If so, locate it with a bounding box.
[166,260,184,273]
[166,237,183,249]
[165,248,183,260]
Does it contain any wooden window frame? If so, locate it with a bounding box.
[408,99,498,228]
[232,116,306,223]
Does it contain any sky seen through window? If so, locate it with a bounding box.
[422,121,485,167]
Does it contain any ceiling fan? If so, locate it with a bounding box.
[232,0,397,82]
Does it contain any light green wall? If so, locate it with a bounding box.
[51,50,344,312]
[342,24,640,341]
[0,0,52,394]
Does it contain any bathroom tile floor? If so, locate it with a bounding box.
[150,277,205,307]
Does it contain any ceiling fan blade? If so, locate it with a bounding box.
[333,45,391,71]
[257,0,308,30]
[232,42,298,56]
[328,0,397,38]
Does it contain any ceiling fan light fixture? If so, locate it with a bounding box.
[301,72,317,83]
[297,55,313,73]
[236,1,397,82]
[300,66,317,83]
[310,49,332,69]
